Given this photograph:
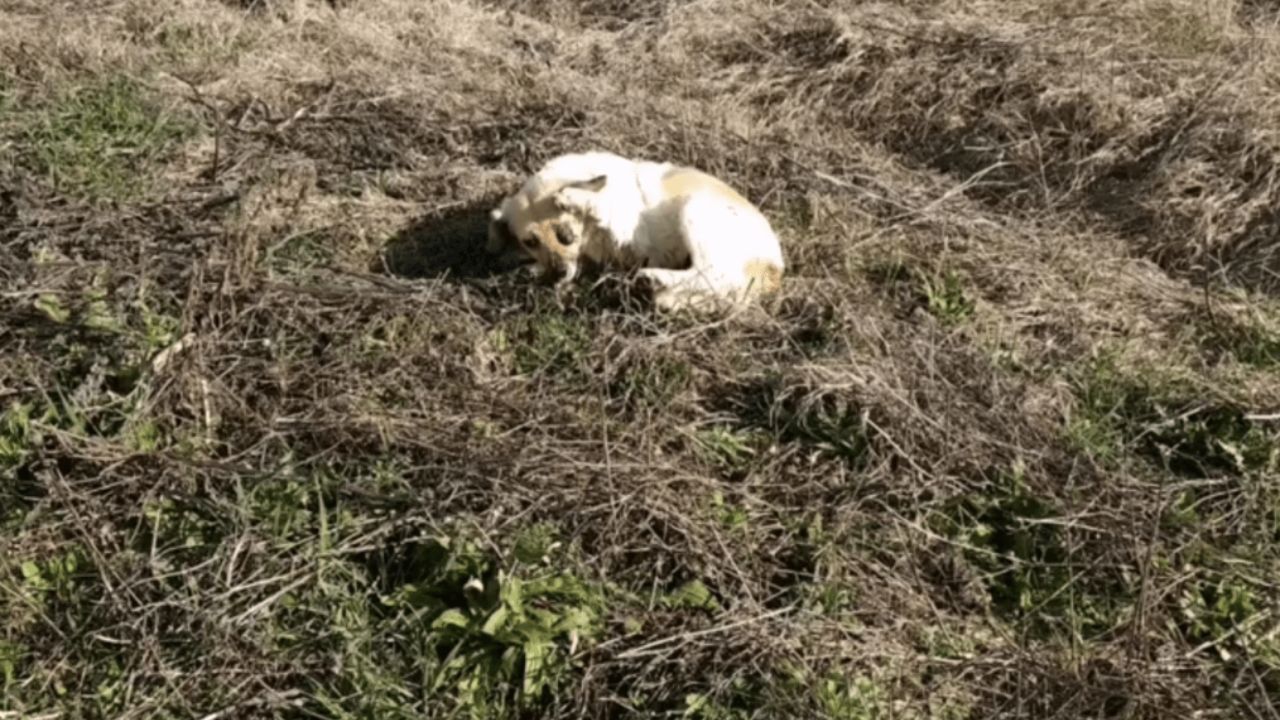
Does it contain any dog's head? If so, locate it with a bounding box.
[487,176,605,281]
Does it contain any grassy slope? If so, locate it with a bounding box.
[1,0,1279,717]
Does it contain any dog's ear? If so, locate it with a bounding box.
[567,174,607,192]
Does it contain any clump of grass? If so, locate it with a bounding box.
[376,526,608,716]
[1199,312,1280,368]
[0,74,13,116]
[1068,354,1276,476]
[265,228,337,274]
[611,353,691,411]
[921,270,975,326]
[931,465,1133,637]
[693,425,765,472]
[510,310,593,378]
[21,77,191,200]
[863,259,974,325]
[757,384,869,465]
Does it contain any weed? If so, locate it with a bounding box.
[0,640,21,693]
[932,465,1132,636]
[693,425,765,472]
[612,353,691,411]
[769,390,869,466]
[0,402,35,475]
[708,490,749,533]
[661,578,722,613]
[266,228,336,274]
[380,528,607,716]
[921,270,975,326]
[1199,312,1280,368]
[1069,354,1277,476]
[682,666,891,720]
[864,259,974,325]
[511,310,593,378]
[21,77,191,200]
[814,673,887,720]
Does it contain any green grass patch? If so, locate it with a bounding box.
[930,465,1134,637]
[611,353,692,411]
[920,270,975,326]
[694,425,768,473]
[21,76,192,200]
[1068,354,1276,476]
[374,525,608,718]
[680,664,897,720]
[510,310,593,378]
[1199,312,1280,368]
[265,228,337,274]
[0,74,13,117]
[863,258,974,326]
[723,375,869,471]
[762,385,869,466]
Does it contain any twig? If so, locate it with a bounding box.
[613,606,795,660]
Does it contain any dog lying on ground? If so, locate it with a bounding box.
[487,151,785,312]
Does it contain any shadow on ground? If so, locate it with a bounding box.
[378,200,529,280]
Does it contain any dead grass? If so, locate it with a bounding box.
[2,0,1279,718]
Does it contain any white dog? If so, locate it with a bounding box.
[487,151,785,312]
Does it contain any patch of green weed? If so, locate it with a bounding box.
[1069,354,1276,476]
[921,270,975,326]
[931,465,1132,636]
[511,311,592,378]
[138,497,225,567]
[1199,313,1280,368]
[813,673,887,720]
[0,402,36,474]
[0,74,13,117]
[5,548,94,661]
[0,640,23,694]
[11,283,185,462]
[661,578,722,613]
[693,425,767,473]
[378,528,607,717]
[612,354,691,410]
[22,77,191,200]
[708,490,749,533]
[771,389,868,465]
[265,228,336,274]
[863,258,974,325]
[682,665,892,720]
[728,375,869,469]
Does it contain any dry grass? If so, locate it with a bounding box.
[2,0,1279,718]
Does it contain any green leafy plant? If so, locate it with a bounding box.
[694,426,764,471]
[511,312,593,378]
[381,530,606,717]
[1069,354,1276,476]
[920,270,975,326]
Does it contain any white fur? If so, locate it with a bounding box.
[490,151,786,312]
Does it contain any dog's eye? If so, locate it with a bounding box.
[522,236,538,248]
[553,226,575,247]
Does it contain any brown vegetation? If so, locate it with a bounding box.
[1,0,1278,717]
